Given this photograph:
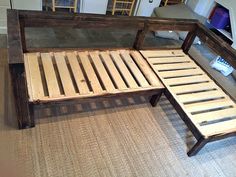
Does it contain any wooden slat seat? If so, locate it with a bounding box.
[141,49,236,139]
[24,50,163,102]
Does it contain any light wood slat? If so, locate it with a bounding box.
[153,62,197,71]
[54,52,76,96]
[78,52,103,93]
[185,99,235,113]
[25,53,45,100]
[24,54,33,101]
[140,49,185,58]
[165,75,210,86]
[24,49,163,102]
[100,52,127,90]
[157,68,204,78]
[199,118,236,137]
[171,82,218,94]
[89,51,115,92]
[192,107,236,124]
[120,50,149,88]
[147,56,192,64]
[177,90,226,103]
[110,51,138,88]
[130,51,162,87]
[66,52,90,95]
[41,53,61,98]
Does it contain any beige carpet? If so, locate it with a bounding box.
[1,49,236,177]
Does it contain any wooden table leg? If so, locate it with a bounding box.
[187,136,208,156]
[150,90,163,107]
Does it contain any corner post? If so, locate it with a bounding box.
[150,90,163,107]
[133,22,149,50]
[10,65,35,129]
[181,25,197,54]
[8,10,34,129]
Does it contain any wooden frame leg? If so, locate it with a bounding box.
[187,137,208,157]
[150,90,163,107]
[10,65,35,129]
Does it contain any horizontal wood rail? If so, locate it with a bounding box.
[8,9,236,70]
[196,23,236,69]
[8,9,236,69]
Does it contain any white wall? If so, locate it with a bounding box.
[0,0,10,34]
[186,0,215,18]
[0,0,42,34]
[215,0,236,49]
[186,0,199,11]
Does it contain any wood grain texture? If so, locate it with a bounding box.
[24,53,45,101]
[67,52,90,95]
[54,52,76,96]
[41,53,61,98]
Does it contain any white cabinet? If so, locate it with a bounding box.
[80,0,109,14]
[134,0,161,17]
[12,0,42,11]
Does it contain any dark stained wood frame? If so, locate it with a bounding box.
[7,9,236,156]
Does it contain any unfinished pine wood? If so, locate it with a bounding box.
[24,53,45,101]
[185,98,235,113]
[120,50,149,87]
[110,51,138,88]
[66,52,91,95]
[41,53,61,98]
[192,107,236,124]
[147,56,192,64]
[165,75,210,86]
[153,62,197,71]
[199,117,236,136]
[141,49,236,137]
[171,82,217,94]
[89,51,115,92]
[54,52,76,96]
[23,53,33,101]
[157,68,204,78]
[177,90,225,103]
[140,49,185,58]
[130,51,161,86]
[78,51,104,94]
[24,50,163,102]
[100,51,127,90]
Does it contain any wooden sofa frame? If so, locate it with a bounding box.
[8,9,236,156]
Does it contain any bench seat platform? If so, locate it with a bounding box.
[141,49,236,156]
[24,50,164,103]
